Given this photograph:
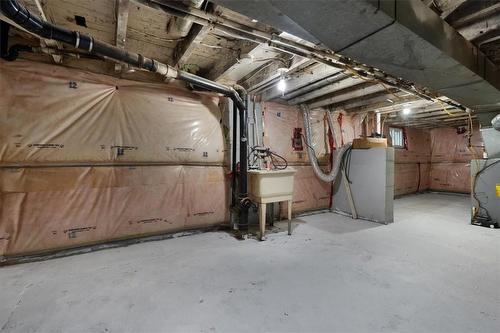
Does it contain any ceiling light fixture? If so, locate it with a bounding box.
[276,67,288,94]
[277,78,287,92]
[402,107,411,115]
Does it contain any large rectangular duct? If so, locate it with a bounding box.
[215,0,500,113]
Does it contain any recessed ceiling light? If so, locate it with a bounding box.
[403,108,411,115]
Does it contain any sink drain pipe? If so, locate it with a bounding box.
[0,0,250,228]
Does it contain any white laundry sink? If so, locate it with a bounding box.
[247,168,297,200]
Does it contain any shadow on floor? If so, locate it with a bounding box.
[295,212,385,235]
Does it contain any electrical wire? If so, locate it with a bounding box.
[247,146,288,170]
[339,144,353,183]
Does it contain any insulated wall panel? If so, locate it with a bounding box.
[429,126,483,193]
[279,166,332,215]
[262,102,364,213]
[0,165,229,257]
[0,60,230,259]
[394,162,430,196]
[262,102,365,163]
[429,162,471,193]
[393,128,431,196]
[430,127,483,163]
[0,60,226,165]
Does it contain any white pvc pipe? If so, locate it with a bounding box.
[301,104,351,183]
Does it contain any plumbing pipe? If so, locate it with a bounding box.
[0,0,250,228]
[301,104,350,183]
[231,101,238,208]
[136,0,465,111]
[234,85,250,229]
[1,43,31,61]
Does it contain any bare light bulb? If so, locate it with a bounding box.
[277,78,286,92]
[402,107,411,115]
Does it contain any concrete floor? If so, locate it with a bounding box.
[0,193,499,333]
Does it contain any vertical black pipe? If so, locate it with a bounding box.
[0,21,10,58]
[238,99,249,229]
[231,101,238,208]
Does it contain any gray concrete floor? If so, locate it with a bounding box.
[0,193,499,333]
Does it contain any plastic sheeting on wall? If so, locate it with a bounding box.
[429,162,471,193]
[395,128,431,163]
[0,60,226,166]
[394,163,430,196]
[279,166,332,214]
[428,126,483,194]
[430,127,483,162]
[262,102,318,163]
[394,128,431,195]
[0,60,231,258]
[0,165,229,257]
[261,102,364,213]
[262,102,364,163]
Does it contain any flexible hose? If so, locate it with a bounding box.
[301,104,351,183]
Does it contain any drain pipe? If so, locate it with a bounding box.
[138,0,466,111]
[0,0,250,228]
[233,85,250,230]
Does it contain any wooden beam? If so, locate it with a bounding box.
[287,76,363,105]
[308,83,385,109]
[387,114,475,127]
[204,38,259,81]
[452,3,500,29]
[440,0,469,19]
[332,90,399,111]
[173,24,211,67]
[346,95,419,114]
[114,0,130,72]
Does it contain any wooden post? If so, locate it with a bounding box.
[259,203,266,241]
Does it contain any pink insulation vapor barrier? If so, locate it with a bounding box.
[0,60,229,257]
[262,102,365,213]
[394,128,431,196]
[429,126,483,194]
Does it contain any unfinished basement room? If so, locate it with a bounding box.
[0,0,499,332]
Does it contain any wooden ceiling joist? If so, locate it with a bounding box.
[114,0,130,72]
[173,24,211,67]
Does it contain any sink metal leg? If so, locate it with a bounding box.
[259,203,266,241]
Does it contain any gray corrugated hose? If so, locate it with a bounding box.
[301,104,351,183]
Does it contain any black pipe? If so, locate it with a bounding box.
[238,92,249,230]
[0,0,160,72]
[2,44,33,61]
[0,0,250,229]
[231,101,238,208]
[0,21,10,59]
